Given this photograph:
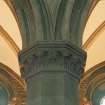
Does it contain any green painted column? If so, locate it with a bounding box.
[19,41,86,105]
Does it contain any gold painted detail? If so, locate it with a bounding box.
[0,63,26,105]
[0,25,20,54]
[83,21,105,50]
[80,61,105,105]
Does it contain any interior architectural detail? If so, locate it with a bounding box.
[80,64,105,105]
[0,63,26,105]
[0,0,105,105]
[0,25,20,54]
[19,41,86,105]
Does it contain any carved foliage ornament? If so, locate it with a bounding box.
[19,41,86,80]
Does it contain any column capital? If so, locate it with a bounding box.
[19,41,86,80]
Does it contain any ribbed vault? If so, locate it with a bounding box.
[5,0,97,49]
[0,1,104,105]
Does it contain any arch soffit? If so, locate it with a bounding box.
[0,63,25,88]
[80,62,105,105]
[80,63,105,105]
[0,63,26,104]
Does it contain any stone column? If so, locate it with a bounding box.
[19,41,86,105]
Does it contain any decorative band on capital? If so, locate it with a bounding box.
[18,41,87,80]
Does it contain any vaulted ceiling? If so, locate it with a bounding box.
[83,0,105,71]
[0,0,21,74]
[0,0,105,75]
